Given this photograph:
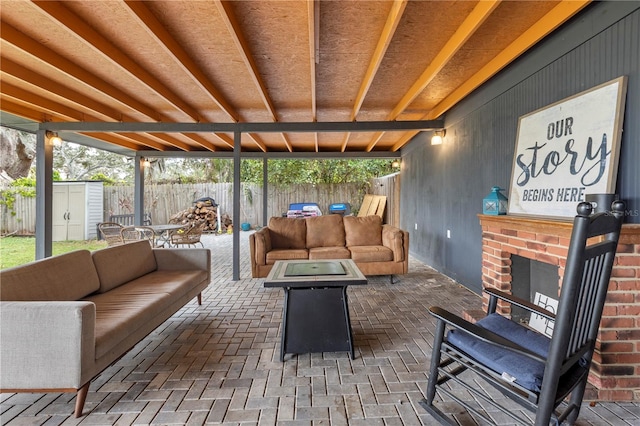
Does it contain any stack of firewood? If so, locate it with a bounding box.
[168,202,232,233]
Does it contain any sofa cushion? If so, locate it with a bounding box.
[266,249,309,264]
[344,215,383,247]
[348,245,393,262]
[447,313,551,392]
[309,246,351,260]
[84,269,206,359]
[0,250,100,301]
[268,217,307,249]
[92,240,158,293]
[306,214,346,249]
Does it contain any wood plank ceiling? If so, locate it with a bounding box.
[0,0,590,154]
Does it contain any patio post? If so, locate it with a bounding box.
[263,157,268,227]
[35,129,53,259]
[134,155,145,226]
[233,130,241,280]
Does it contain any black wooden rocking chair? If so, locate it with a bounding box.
[420,201,625,426]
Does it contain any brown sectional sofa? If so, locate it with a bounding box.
[249,214,409,279]
[0,240,210,417]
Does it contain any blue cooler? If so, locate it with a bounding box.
[329,203,351,216]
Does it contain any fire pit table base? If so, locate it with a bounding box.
[282,286,353,361]
[264,260,367,362]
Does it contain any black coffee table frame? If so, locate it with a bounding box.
[264,260,367,361]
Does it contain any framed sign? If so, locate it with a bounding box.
[508,76,627,219]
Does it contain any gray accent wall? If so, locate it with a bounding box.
[401,2,640,294]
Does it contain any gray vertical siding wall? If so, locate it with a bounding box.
[401,2,640,294]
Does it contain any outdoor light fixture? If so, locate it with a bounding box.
[392,159,400,169]
[142,158,151,168]
[46,131,62,147]
[431,129,445,145]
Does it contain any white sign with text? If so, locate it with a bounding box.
[508,77,627,218]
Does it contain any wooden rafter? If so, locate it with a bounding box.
[123,0,238,123]
[33,1,201,122]
[215,0,276,121]
[1,19,221,151]
[2,57,207,151]
[2,83,85,122]
[82,132,146,151]
[346,0,407,153]
[2,58,124,122]
[1,22,161,121]
[215,0,291,152]
[366,0,499,152]
[352,0,407,121]
[308,0,317,122]
[388,0,500,120]
[425,0,591,120]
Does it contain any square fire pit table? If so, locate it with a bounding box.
[264,259,367,361]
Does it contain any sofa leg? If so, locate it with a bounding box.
[390,275,394,284]
[197,293,202,305]
[74,383,90,417]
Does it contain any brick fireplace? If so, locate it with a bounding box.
[472,214,640,401]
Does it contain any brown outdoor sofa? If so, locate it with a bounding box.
[249,214,409,280]
[0,240,210,417]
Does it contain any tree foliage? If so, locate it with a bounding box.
[240,159,395,185]
[1,127,397,186]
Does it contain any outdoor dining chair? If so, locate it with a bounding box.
[120,226,158,247]
[169,221,205,248]
[98,222,124,246]
[420,201,625,426]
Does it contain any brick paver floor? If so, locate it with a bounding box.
[1,232,638,425]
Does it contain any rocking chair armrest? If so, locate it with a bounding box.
[429,306,546,363]
[484,288,556,321]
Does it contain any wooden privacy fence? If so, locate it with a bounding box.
[1,179,400,236]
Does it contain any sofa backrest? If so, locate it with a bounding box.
[91,240,158,293]
[306,214,346,248]
[0,250,100,301]
[343,215,383,246]
[268,217,307,249]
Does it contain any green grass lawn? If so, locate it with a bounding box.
[0,237,108,270]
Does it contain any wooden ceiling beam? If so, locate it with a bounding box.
[2,58,124,122]
[216,0,292,153]
[0,97,54,123]
[215,0,278,123]
[308,0,318,122]
[340,132,350,152]
[82,132,145,151]
[32,1,201,122]
[248,133,268,152]
[353,0,407,121]
[366,0,499,152]
[347,0,407,152]
[0,22,161,121]
[2,58,196,152]
[388,0,500,120]
[123,0,239,123]
[3,85,169,150]
[2,21,216,152]
[2,83,86,122]
[426,0,591,120]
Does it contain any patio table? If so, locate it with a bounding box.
[146,224,186,247]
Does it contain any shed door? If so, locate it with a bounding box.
[67,185,85,240]
[52,185,68,241]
